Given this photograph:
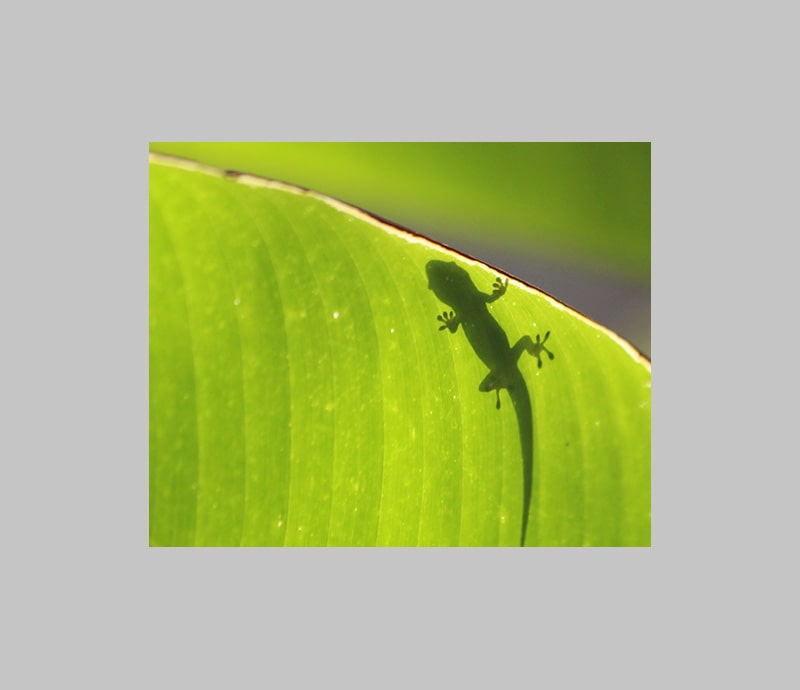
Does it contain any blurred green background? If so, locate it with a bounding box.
[148,142,650,356]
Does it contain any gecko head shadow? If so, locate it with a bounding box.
[426,260,478,305]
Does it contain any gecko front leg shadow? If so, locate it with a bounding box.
[437,310,459,333]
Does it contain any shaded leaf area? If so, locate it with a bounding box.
[149,157,650,546]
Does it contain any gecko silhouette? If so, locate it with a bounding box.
[426,260,554,546]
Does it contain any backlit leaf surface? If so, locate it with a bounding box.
[149,155,650,546]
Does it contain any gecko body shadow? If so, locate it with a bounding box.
[425,260,554,546]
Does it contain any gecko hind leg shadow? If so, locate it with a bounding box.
[478,371,503,409]
[512,332,555,369]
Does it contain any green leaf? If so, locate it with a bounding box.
[149,154,651,546]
